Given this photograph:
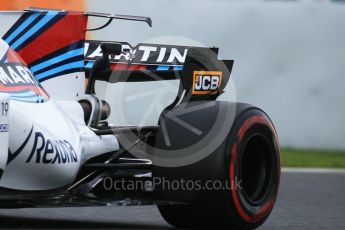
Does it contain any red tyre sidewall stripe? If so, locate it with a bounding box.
[230,115,280,223]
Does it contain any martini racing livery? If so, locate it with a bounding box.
[0,8,280,229]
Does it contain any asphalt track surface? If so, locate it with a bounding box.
[0,171,344,229]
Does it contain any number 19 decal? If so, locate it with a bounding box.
[1,102,9,117]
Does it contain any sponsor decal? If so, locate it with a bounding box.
[0,124,9,133]
[0,63,50,103]
[26,132,78,164]
[84,40,188,66]
[0,63,37,85]
[7,126,33,164]
[192,71,223,95]
[7,127,77,165]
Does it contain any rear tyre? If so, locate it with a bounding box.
[157,106,280,229]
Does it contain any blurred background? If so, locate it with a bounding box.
[1,0,345,168]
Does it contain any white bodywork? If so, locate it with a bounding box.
[0,37,119,191]
[0,94,9,172]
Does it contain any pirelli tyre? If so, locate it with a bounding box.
[153,102,280,229]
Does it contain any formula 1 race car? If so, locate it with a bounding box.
[0,8,280,229]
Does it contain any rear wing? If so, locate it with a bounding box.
[84,40,189,72]
[85,40,233,101]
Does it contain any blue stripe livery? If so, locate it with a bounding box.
[157,65,170,71]
[11,11,59,50]
[30,48,84,73]
[35,60,84,81]
[5,13,41,44]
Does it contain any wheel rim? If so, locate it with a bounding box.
[239,134,274,206]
